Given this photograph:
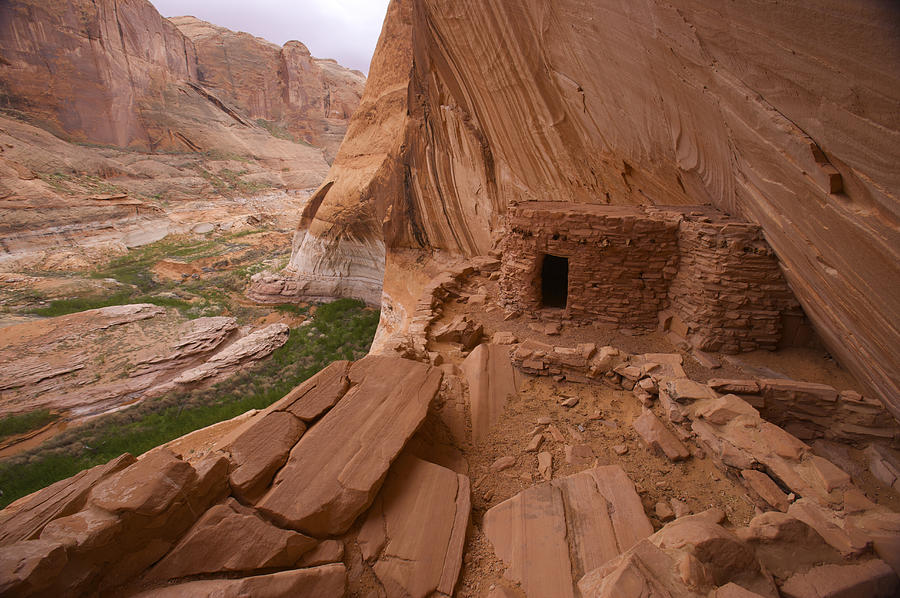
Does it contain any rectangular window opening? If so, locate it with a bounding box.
[540,254,568,309]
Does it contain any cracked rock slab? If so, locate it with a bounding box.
[359,454,470,598]
[257,355,443,537]
[484,465,652,598]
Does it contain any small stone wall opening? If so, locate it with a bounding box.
[540,254,569,308]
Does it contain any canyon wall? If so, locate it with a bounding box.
[284,0,900,417]
[0,0,362,160]
[169,17,365,160]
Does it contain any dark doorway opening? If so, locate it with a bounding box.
[541,254,568,308]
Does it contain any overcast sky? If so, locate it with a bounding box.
[149,0,391,74]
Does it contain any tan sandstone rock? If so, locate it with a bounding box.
[461,343,518,444]
[257,355,442,536]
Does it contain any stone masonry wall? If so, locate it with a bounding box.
[663,215,802,353]
[500,203,801,352]
[499,204,680,329]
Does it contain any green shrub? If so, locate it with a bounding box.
[0,410,56,442]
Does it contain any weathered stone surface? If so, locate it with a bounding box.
[257,355,442,536]
[780,559,898,598]
[297,540,345,568]
[361,455,470,598]
[633,409,691,461]
[667,379,718,403]
[696,395,760,425]
[0,539,67,597]
[0,453,135,547]
[174,323,290,384]
[652,511,760,587]
[741,470,790,512]
[147,498,316,581]
[484,466,652,598]
[88,449,197,517]
[461,343,518,444]
[537,451,553,480]
[225,411,306,501]
[578,539,703,598]
[132,564,347,598]
[39,507,122,552]
[277,360,351,421]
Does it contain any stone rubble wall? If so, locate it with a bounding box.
[510,339,899,447]
[500,203,800,353]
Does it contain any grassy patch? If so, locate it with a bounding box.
[0,299,379,508]
[0,410,57,442]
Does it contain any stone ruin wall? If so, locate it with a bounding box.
[499,204,680,329]
[499,203,803,354]
[664,217,802,353]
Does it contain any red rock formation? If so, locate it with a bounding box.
[276,0,900,418]
[169,16,365,160]
[0,0,362,162]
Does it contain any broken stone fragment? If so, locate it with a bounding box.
[359,455,470,598]
[486,466,652,598]
[655,501,675,522]
[492,331,518,345]
[741,470,790,512]
[560,396,580,408]
[225,411,306,501]
[276,359,351,421]
[526,434,545,452]
[462,344,519,444]
[146,498,317,581]
[131,564,347,598]
[633,409,690,461]
[694,394,759,425]
[256,355,442,537]
[538,452,553,480]
[666,379,717,402]
[491,456,516,471]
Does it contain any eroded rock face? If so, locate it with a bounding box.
[169,16,365,160]
[275,0,900,417]
[0,1,360,164]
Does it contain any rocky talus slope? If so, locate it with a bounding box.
[2,260,899,597]
[255,0,900,420]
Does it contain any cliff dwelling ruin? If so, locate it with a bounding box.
[499,203,807,354]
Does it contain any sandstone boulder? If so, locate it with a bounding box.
[225,411,306,501]
[0,453,135,547]
[147,498,317,581]
[257,356,442,536]
[277,360,351,421]
[633,409,691,461]
[132,564,347,598]
[484,466,652,598]
[358,455,470,597]
[0,539,67,597]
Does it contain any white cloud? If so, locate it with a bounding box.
[149,0,391,74]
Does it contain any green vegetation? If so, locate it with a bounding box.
[35,172,128,196]
[0,410,57,442]
[0,299,379,508]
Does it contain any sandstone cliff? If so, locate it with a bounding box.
[273,0,900,418]
[169,16,365,161]
[0,1,362,160]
